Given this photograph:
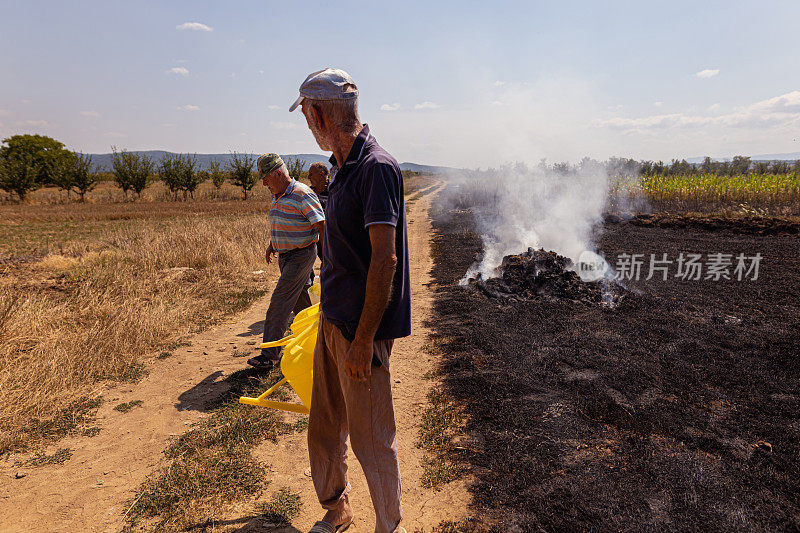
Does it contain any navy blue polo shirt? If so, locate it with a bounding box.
[316,185,329,210]
[320,124,411,340]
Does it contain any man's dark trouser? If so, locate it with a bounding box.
[260,244,316,360]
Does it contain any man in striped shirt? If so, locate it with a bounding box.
[247,153,325,370]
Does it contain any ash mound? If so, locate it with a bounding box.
[469,248,629,307]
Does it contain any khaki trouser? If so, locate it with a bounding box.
[308,317,402,533]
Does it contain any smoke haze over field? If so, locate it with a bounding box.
[452,162,610,280]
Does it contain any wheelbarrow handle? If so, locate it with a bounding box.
[260,335,294,349]
[238,377,310,414]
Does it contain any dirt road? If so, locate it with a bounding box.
[0,184,468,532]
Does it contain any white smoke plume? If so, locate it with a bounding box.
[450,160,611,281]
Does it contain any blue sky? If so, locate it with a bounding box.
[1,0,799,166]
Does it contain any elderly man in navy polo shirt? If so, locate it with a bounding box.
[290,68,410,533]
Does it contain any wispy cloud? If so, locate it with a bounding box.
[80,110,101,117]
[176,22,213,32]
[22,119,48,127]
[748,90,800,113]
[414,101,441,110]
[0,109,9,116]
[176,104,200,111]
[593,90,800,132]
[653,101,663,107]
[380,103,401,111]
[166,66,189,76]
[267,105,279,110]
[695,69,720,79]
[490,100,507,107]
[270,121,297,130]
[104,132,125,138]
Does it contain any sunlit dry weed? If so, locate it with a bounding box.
[0,211,272,453]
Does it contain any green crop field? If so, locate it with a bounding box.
[611,172,800,215]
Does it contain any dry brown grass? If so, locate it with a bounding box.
[0,174,435,454]
[0,206,273,453]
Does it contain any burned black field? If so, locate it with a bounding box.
[428,206,800,531]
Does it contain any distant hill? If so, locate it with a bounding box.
[399,162,459,173]
[687,152,800,164]
[89,151,453,173]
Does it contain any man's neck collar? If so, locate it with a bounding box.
[274,178,294,199]
[330,124,368,169]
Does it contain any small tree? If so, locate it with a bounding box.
[111,147,154,200]
[0,151,38,200]
[730,155,751,175]
[553,162,572,175]
[71,152,96,202]
[49,152,76,199]
[286,158,306,182]
[228,151,257,200]
[130,154,154,198]
[770,160,790,174]
[178,154,204,199]
[159,152,183,200]
[159,153,203,200]
[752,161,770,175]
[208,159,226,189]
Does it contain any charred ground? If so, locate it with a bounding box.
[428,203,800,531]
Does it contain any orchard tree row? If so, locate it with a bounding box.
[0,134,308,202]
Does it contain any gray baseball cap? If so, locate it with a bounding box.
[289,68,358,112]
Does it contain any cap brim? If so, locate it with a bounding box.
[288,95,304,112]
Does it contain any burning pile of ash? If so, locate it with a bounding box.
[468,248,629,307]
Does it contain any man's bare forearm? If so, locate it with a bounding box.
[354,225,397,343]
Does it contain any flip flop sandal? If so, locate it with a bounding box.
[309,517,354,533]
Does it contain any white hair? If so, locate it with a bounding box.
[305,84,361,134]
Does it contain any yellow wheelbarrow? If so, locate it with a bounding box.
[238,284,320,414]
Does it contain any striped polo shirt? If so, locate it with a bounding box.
[269,179,325,252]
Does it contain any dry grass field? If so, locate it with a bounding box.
[0,181,276,454]
[0,175,431,456]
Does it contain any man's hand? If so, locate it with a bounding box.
[344,224,396,382]
[265,243,276,264]
[344,337,373,382]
